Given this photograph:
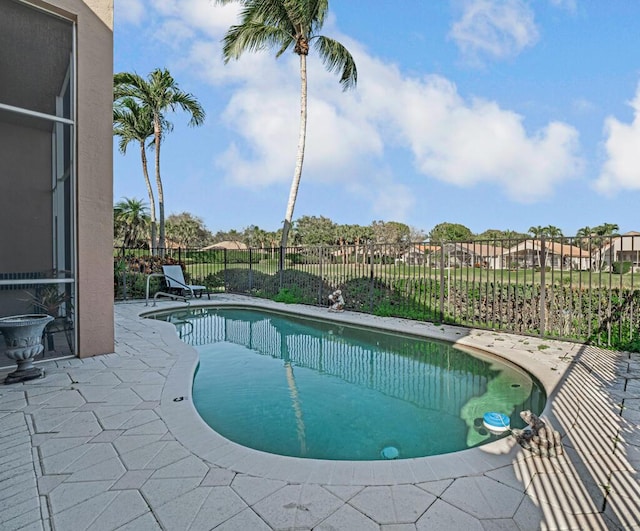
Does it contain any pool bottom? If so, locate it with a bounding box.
[151,306,546,461]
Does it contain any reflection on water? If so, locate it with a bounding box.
[150,307,546,460]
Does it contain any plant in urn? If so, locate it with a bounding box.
[0,314,54,384]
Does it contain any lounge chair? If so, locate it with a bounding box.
[161,265,210,300]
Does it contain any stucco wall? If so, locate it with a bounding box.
[48,0,115,357]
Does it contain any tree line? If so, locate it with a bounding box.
[114,203,621,251]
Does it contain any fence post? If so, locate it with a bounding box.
[224,249,228,293]
[178,246,182,264]
[439,245,445,321]
[249,248,253,291]
[279,246,284,291]
[318,246,323,306]
[368,241,375,313]
[120,245,127,301]
[539,237,546,337]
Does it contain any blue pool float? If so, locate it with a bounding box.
[483,412,510,433]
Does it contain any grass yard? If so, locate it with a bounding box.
[184,259,639,290]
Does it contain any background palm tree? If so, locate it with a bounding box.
[576,225,594,250]
[114,197,150,248]
[216,0,357,266]
[576,223,620,251]
[527,225,547,267]
[544,225,563,240]
[528,225,546,239]
[594,222,619,237]
[114,68,205,254]
[113,97,157,252]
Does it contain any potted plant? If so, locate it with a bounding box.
[23,285,73,352]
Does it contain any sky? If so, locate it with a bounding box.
[113,0,640,238]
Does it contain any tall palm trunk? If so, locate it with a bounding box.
[139,140,157,253]
[279,53,308,269]
[154,117,166,256]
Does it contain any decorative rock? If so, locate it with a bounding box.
[514,410,563,458]
[328,290,345,312]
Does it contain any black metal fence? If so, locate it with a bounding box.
[114,234,640,351]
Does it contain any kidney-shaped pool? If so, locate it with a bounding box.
[149,307,546,461]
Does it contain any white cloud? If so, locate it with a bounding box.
[450,0,539,62]
[353,54,582,202]
[114,0,145,25]
[359,179,416,223]
[149,0,240,35]
[136,1,582,206]
[594,84,640,195]
[549,0,577,12]
[572,98,596,115]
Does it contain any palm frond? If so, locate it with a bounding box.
[223,22,294,61]
[113,98,154,154]
[314,35,358,90]
[168,92,206,126]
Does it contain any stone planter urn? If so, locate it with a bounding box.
[0,314,54,384]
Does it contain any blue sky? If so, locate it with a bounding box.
[114,0,640,237]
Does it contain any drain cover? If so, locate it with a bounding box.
[381,446,399,459]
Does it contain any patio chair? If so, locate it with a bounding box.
[161,265,210,300]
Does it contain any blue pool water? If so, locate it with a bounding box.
[150,307,546,460]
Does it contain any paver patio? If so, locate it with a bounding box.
[0,295,638,530]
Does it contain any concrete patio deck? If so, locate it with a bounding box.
[1,295,638,530]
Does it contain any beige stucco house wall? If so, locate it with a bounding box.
[0,0,114,358]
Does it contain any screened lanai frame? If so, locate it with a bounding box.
[0,0,78,359]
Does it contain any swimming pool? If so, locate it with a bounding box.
[150,307,546,460]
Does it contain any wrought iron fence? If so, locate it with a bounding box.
[114,234,640,351]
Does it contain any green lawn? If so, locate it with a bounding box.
[184,260,638,290]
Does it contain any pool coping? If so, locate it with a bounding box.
[143,295,575,486]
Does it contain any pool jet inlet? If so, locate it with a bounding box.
[381,446,399,459]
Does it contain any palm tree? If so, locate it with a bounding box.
[113,97,157,252]
[528,226,546,267]
[114,197,150,248]
[594,222,619,237]
[216,0,357,265]
[528,225,546,239]
[575,225,593,250]
[544,225,563,240]
[114,69,205,254]
[593,223,620,269]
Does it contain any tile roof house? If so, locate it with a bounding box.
[441,242,505,268]
[592,232,640,271]
[496,240,592,270]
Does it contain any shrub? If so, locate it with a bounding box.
[113,255,181,299]
[265,269,328,304]
[273,288,307,304]
[218,268,270,294]
[612,261,632,275]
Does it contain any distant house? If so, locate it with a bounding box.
[399,244,440,265]
[201,241,248,251]
[593,232,640,271]
[441,242,505,268]
[498,240,591,270]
